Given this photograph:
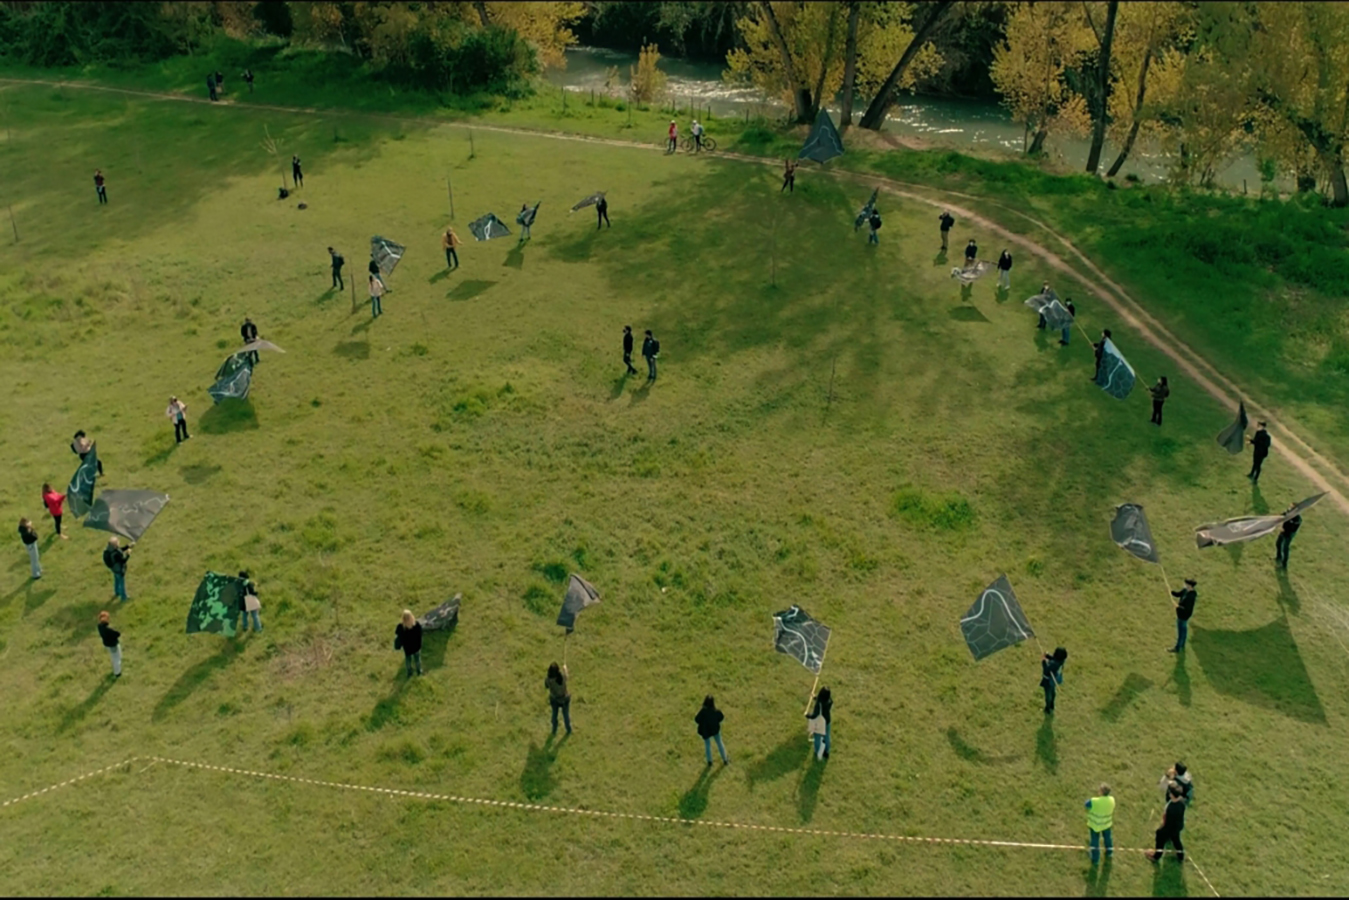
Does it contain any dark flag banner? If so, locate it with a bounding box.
[84,490,170,542]
[854,188,879,231]
[469,213,512,241]
[1196,492,1326,547]
[186,571,245,637]
[772,605,831,673]
[1094,338,1137,400]
[419,594,461,631]
[1216,401,1248,454]
[67,442,99,517]
[798,108,844,163]
[951,260,993,284]
[1025,289,1074,331]
[370,235,406,277]
[516,202,541,228]
[209,353,253,403]
[571,192,605,211]
[961,575,1036,661]
[556,574,600,632]
[1111,503,1160,564]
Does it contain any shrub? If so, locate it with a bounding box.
[629,42,666,105]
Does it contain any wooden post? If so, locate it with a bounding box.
[826,356,837,410]
[8,206,17,243]
[469,130,475,159]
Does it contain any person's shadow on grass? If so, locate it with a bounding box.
[1251,481,1269,516]
[1150,853,1188,897]
[57,677,115,734]
[1171,650,1192,708]
[994,284,1010,304]
[1275,567,1300,616]
[678,762,724,819]
[1083,856,1112,897]
[1035,715,1058,773]
[797,756,826,823]
[152,640,241,723]
[629,379,652,405]
[429,270,450,285]
[521,733,568,801]
[959,282,974,303]
[504,244,525,270]
[932,249,948,267]
[610,373,631,400]
[745,731,810,790]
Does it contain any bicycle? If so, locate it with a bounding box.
[679,134,717,153]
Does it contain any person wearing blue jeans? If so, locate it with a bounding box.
[1060,299,1076,346]
[103,537,131,601]
[1169,579,1196,652]
[239,571,262,632]
[806,686,832,759]
[1085,784,1115,865]
[396,610,422,676]
[546,662,572,735]
[695,695,729,765]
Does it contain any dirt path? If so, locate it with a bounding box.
[5,75,1346,517]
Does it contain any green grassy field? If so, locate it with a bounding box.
[1,82,1348,897]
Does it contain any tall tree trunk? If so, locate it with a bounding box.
[1330,165,1349,207]
[807,4,843,121]
[840,1,860,126]
[1105,45,1152,177]
[858,0,956,131]
[1084,0,1120,174]
[759,1,813,123]
[1028,127,1049,156]
[473,1,490,27]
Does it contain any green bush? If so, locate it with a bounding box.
[0,1,195,67]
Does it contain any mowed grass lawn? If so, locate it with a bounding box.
[1,86,1348,897]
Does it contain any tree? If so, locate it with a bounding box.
[629,42,667,104]
[1080,0,1119,174]
[989,1,1094,156]
[1103,2,1189,178]
[482,1,584,71]
[840,1,860,125]
[856,0,955,130]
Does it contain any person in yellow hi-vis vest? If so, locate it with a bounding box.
[1085,784,1115,864]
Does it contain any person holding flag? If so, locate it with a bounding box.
[545,662,572,736]
[1169,579,1197,652]
[1040,647,1067,713]
[1275,505,1301,569]
[42,483,67,540]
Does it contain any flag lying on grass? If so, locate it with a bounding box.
[186,571,246,637]
[1111,503,1160,564]
[556,574,600,633]
[66,442,99,517]
[951,260,994,284]
[772,605,831,673]
[961,575,1035,661]
[1094,338,1136,400]
[1195,492,1326,547]
[84,490,170,543]
[469,213,512,241]
[798,108,844,163]
[370,235,405,277]
[1216,401,1248,454]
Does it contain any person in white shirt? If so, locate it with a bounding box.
[165,396,190,443]
[691,119,704,152]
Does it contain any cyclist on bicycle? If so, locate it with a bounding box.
[691,119,704,152]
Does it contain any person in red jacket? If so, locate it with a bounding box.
[667,120,678,153]
[41,483,67,540]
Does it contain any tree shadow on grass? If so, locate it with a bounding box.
[1035,716,1058,773]
[57,677,114,734]
[198,399,259,435]
[945,727,1021,765]
[333,340,370,360]
[678,762,724,819]
[152,641,241,723]
[1100,673,1153,722]
[446,279,497,302]
[47,599,107,645]
[745,730,809,790]
[521,733,568,801]
[1191,614,1326,723]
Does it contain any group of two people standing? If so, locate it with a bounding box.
[694,687,834,766]
[622,326,661,383]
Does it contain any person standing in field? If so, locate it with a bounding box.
[1169,578,1197,653]
[239,571,262,633]
[93,169,108,205]
[1149,376,1170,425]
[395,610,423,676]
[546,662,572,735]
[241,316,260,365]
[243,68,254,93]
[1040,647,1067,713]
[642,329,659,382]
[695,695,729,765]
[868,209,882,245]
[291,155,303,188]
[1059,299,1076,346]
[71,430,104,476]
[207,72,218,102]
[667,119,678,153]
[214,70,225,94]
[1092,329,1112,380]
[1159,762,1194,805]
[622,325,637,376]
[18,517,41,580]
[442,227,461,270]
[691,119,704,152]
[368,273,385,318]
[1275,503,1301,569]
[98,611,122,678]
[1248,421,1271,483]
[1084,783,1115,865]
[596,194,610,229]
[997,249,1013,289]
[964,239,978,267]
[938,211,955,251]
[165,396,190,443]
[806,686,832,760]
[1148,782,1187,863]
[328,247,345,290]
[368,256,385,290]
[1035,282,1051,329]
[781,159,797,193]
[42,483,67,540]
[103,536,131,602]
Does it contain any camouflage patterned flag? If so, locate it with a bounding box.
[186,571,245,637]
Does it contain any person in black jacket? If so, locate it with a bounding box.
[964,239,978,267]
[103,537,131,602]
[368,257,385,289]
[1275,504,1302,569]
[1248,422,1271,482]
[1092,329,1113,380]
[1169,578,1197,652]
[642,329,659,382]
[596,194,610,229]
[996,249,1013,289]
[1148,782,1187,862]
[806,686,832,760]
[241,317,260,365]
[243,68,254,93]
[938,211,955,251]
[868,210,882,245]
[98,610,122,677]
[395,610,423,676]
[291,155,303,188]
[328,247,345,290]
[71,430,104,476]
[207,73,217,102]
[622,325,637,376]
[695,695,729,765]
[1040,647,1067,713]
[1149,376,1170,425]
[19,517,41,580]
